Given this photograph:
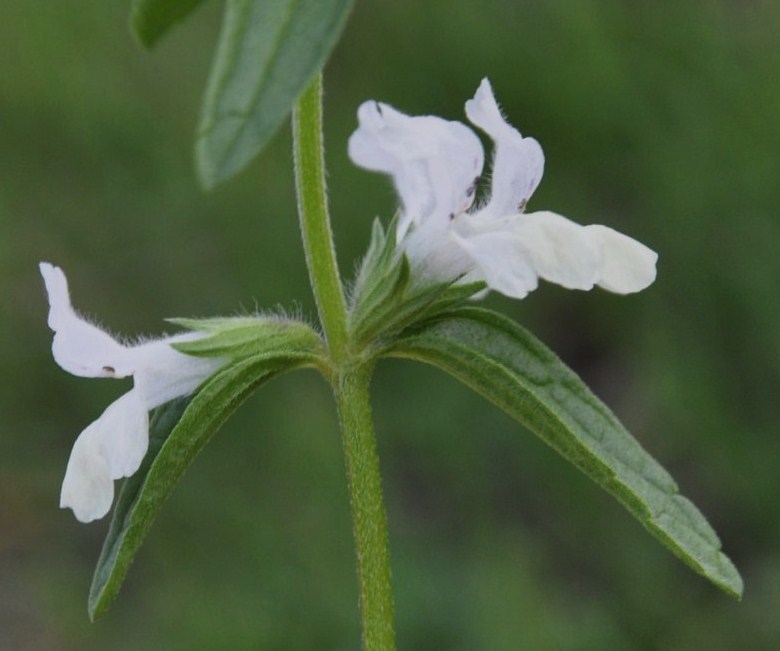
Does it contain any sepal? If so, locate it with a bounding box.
[169,315,324,359]
[348,219,486,347]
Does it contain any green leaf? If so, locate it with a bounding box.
[386,307,744,599]
[131,0,209,48]
[196,0,355,187]
[88,349,318,620]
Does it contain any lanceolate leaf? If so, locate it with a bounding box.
[196,0,355,187]
[88,396,190,619]
[386,307,743,598]
[131,0,209,48]
[88,350,319,620]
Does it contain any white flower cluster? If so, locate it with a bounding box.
[349,79,657,299]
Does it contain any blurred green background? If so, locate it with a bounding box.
[2,1,778,648]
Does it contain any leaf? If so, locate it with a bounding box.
[131,0,209,48]
[386,307,744,598]
[88,349,318,620]
[196,0,355,187]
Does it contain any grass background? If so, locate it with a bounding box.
[2,1,779,648]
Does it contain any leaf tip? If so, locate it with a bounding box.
[130,0,209,50]
[87,584,110,622]
[718,555,745,601]
[128,3,160,50]
[194,141,219,191]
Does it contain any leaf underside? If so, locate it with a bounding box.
[88,351,317,620]
[387,307,743,599]
[196,0,355,187]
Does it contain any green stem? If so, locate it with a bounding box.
[292,74,349,362]
[334,365,396,651]
[292,74,396,649]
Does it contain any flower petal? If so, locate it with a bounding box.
[60,422,114,523]
[585,225,658,293]
[401,218,475,285]
[60,389,150,522]
[465,78,545,218]
[451,229,539,299]
[510,211,602,291]
[450,210,602,297]
[98,388,150,478]
[133,334,223,410]
[349,101,484,235]
[39,262,136,378]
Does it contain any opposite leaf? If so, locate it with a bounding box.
[196,0,355,187]
[131,0,209,48]
[88,348,319,620]
[386,307,743,599]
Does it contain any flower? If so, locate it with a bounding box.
[348,78,657,299]
[40,262,222,522]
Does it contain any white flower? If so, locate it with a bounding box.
[348,78,657,299]
[40,262,222,522]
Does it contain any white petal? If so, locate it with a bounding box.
[39,262,136,378]
[349,100,484,235]
[586,225,658,293]
[451,229,539,299]
[465,79,545,218]
[449,210,603,298]
[510,211,602,290]
[59,388,150,522]
[98,388,149,478]
[60,422,114,523]
[401,219,474,286]
[132,334,223,410]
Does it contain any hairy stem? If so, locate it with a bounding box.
[334,365,396,650]
[292,74,395,649]
[292,73,349,362]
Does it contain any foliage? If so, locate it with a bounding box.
[196,0,355,187]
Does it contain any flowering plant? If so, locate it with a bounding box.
[39,2,742,648]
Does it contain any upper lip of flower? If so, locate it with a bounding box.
[40,262,222,522]
[349,96,486,237]
[347,78,658,300]
[348,78,545,233]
